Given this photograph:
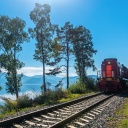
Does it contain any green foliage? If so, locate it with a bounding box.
[68,80,86,94]
[0,89,96,118]
[17,94,32,109]
[120,119,128,128]
[29,3,56,92]
[0,15,29,99]
[72,26,97,83]
[33,94,44,105]
[85,77,98,91]
[54,22,74,88]
[58,93,83,103]
[33,89,68,105]
[0,97,17,114]
[53,88,68,100]
[5,74,23,95]
[68,77,98,94]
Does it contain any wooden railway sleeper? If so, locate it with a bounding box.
[41,115,57,121]
[13,124,24,128]
[47,112,56,117]
[31,118,48,127]
[67,125,77,128]
[80,113,97,128]
[74,121,86,128]
[60,111,72,117]
[24,120,46,127]
[47,113,62,120]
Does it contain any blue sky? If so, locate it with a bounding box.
[0,0,128,76]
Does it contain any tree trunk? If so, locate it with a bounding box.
[14,45,18,100]
[42,55,46,92]
[66,41,69,89]
[42,40,46,92]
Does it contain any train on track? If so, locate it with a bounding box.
[97,58,128,92]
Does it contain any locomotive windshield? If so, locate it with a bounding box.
[106,65,112,77]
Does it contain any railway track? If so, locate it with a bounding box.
[0,91,126,128]
[0,92,102,127]
[60,90,128,128]
[63,97,114,128]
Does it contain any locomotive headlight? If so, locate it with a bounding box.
[108,62,111,64]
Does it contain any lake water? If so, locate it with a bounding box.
[0,83,67,105]
[0,84,41,105]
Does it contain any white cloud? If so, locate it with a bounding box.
[17,66,54,76]
[1,66,96,77]
[17,66,77,77]
[1,68,7,73]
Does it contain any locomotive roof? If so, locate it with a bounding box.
[104,58,117,61]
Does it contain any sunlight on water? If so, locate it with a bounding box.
[0,83,66,105]
[0,90,41,105]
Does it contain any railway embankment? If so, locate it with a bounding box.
[0,91,128,127]
[104,98,128,128]
[104,94,128,128]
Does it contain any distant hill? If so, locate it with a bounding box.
[0,74,79,94]
[0,74,97,86]
[0,74,97,94]
[21,75,79,89]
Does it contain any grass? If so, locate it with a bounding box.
[0,92,95,119]
[106,98,128,128]
[0,78,97,119]
[58,92,94,103]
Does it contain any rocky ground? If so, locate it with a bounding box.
[103,97,128,128]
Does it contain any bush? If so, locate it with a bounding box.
[53,88,69,100]
[68,81,86,94]
[33,89,69,105]
[85,77,98,91]
[17,94,32,109]
[33,94,44,105]
[0,97,17,113]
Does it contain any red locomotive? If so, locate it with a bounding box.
[97,58,128,92]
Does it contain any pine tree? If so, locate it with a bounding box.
[29,3,55,92]
[56,22,74,89]
[72,26,97,83]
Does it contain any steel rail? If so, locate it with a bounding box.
[0,92,103,127]
[50,89,128,128]
[49,94,114,128]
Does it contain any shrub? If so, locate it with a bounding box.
[0,97,17,113]
[33,94,44,105]
[33,89,69,105]
[85,77,98,91]
[53,88,69,100]
[17,94,32,109]
[68,81,86,94]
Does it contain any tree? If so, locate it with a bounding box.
[72,26,97,83]
[55,22,74,89]
[29,3,55,92]
[0,16,29,99]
